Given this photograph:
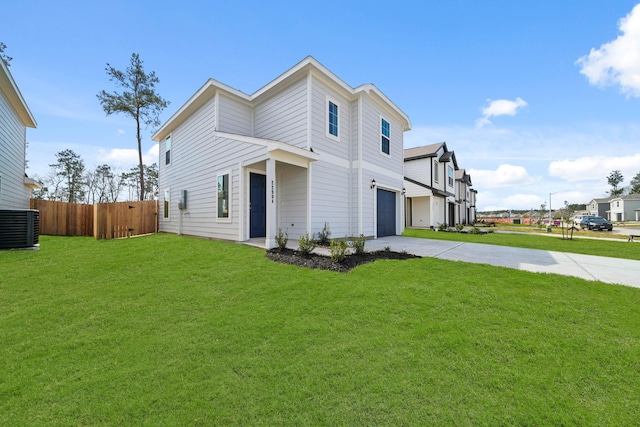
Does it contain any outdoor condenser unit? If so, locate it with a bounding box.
[0,209,40,249]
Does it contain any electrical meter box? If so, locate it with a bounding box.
[178,190,187,210]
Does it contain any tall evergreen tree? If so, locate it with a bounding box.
[607,170,624,196]
[97,53,168,200]
[630,171,640,194]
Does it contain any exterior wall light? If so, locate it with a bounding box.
[401,187,406,195]
[370,179,376,189]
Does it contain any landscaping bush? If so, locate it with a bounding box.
[298,233,316,255]
[438,223,448,231]
[329,238,349,262]
[350,234,366,255]
[317,222,331,245]
[275,228,288,250]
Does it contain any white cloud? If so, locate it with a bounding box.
[469,164,536,188]
[98,144,159,167]
[549,153,640,182]
[475,97,528,127]
[577,4,640,97]
[117,129,126,135]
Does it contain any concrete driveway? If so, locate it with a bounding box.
[365,236,640,288]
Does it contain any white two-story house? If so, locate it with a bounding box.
[0,59,39,209]
[152,57,411,248]
[403,143,459,228]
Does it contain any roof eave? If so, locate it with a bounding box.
[0,60,36,128]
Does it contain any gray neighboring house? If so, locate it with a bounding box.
[586,197,613,218]
[0,59,38,209]
[608,193,640,221]
[152,56,411,248]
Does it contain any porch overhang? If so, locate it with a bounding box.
[267,141,319,168]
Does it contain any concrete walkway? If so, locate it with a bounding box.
[362,236,640,288]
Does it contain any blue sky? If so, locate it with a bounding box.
[4,0,640,211]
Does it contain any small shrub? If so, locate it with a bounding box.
[455,224,464,232]
[330,238,349,263]
[275,228,288,250]
[438,223,448,231]
[298,233,316,255]
[350,234,366,255]
[317,222,331,245]
[384,246,391,252]
[470,227,482,234]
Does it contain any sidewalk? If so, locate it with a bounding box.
[363,236,640,288]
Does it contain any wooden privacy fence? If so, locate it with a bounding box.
[30,199,93,236]
[93,201,158,240]
[30,199,158,240]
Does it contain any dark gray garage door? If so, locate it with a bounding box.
[377,188,396,237]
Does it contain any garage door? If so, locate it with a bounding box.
[377,189,396,237]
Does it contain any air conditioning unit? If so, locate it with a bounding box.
[0,209,40,249]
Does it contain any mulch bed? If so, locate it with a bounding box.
[266,248,421,273]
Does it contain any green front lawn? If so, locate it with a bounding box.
[404,227,640,261]
[1,234,639,425]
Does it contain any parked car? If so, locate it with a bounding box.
[580,216,613,231]
[572,215,587,227]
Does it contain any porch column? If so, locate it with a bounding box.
[265,158,277,249]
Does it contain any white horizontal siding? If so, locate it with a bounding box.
[277,163,307,241]
[254,77,307,147]
[411,197,431,228]
[360,96,403,176]
[310,161,351,237]
[404,158,432,185]
[217,94,252,135]
[309,78,351,159]
[0,90,30,209]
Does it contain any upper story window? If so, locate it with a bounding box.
[327,98,339,141]
[381,118,390,155]
[165,135,171,165]
[448,166,454,186]
[434,161,439,183]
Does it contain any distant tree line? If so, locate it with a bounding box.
[32,149,158,203]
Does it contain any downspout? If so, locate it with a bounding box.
[358,92,363,236]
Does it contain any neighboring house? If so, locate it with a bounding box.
[403,142,460,228]
[0,59,38,209]
[455,168,474,224]
[586,197,613,218]
[152,56,411,248]
[608,193,640,221]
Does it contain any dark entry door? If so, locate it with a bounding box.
[250,173,266,238]
[377,188,396,237]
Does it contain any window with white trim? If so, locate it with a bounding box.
[163,189,170,219]
[434,161,439,183]
[217,173,230,219]
[448,166,454,186]
[381,118,390,155]
[165,135,171,165]
[327,98,339,140]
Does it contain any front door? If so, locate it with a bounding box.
[250,173,266,238]
[377,188,396,237]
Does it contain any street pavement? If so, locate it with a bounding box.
[363,235,640,288]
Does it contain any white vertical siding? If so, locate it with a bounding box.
[0,90,30,209]
[254,77,307,147]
